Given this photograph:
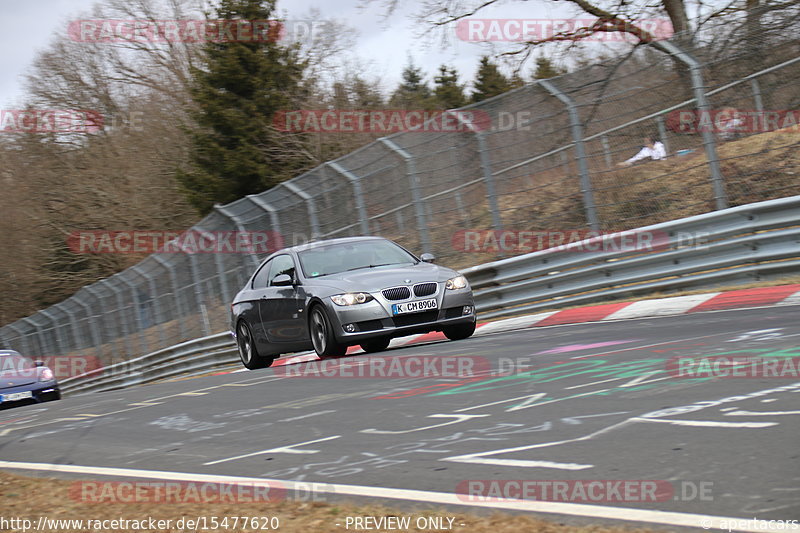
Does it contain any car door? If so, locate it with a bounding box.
[257,254,308,344]
[247,258,274,351]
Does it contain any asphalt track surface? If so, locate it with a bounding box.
[1,305,799,531]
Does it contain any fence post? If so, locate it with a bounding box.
[22,316,49,357]
[5,324,29,354]
[39,308,66,356]
[379,137,432,254]
[191,227,232,305]
[656,116,671,155]
[152,256,189,341]
[538,79,600,230]
[749,78,764,112]
[132,265,167,349]
[54,303,79,353]
[107,279,133,359]
[245,195,283,244]
[449,111,503,234]
[658,40,728,210]
[73,290,104,359]
[116,275,147,355]
[214,205,261,269]
[187,253,210,336]
[83,285,110,357]
[328,161,370,235]
[281,181,321,238]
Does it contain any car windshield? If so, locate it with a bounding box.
[298,240,417,278]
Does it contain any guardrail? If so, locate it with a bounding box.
[60,333,237,395]
[463,195,800,318]
[60,195,800,395]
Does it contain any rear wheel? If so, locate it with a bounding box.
[360,337,391,353]
[310,305,347,358]
[443,321,476,341]
[236,321,274,369]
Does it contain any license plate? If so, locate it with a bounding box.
[392,298,438,315]
[0,390,33,402]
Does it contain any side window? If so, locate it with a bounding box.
[251,259,273,289]
[268,254,296,286]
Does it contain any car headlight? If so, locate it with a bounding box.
[445,275,468,290]
[331,293,374,306]
[39,367,54,382]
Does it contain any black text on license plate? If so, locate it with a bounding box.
[392,298,437,315]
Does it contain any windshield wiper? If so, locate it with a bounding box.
[343,263,398,272]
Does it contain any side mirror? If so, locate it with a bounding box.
[272,274,294,286]
[420,253,436,263]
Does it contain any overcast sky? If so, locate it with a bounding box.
[0,0,573,108]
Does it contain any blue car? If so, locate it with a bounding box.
[0,350,61,409]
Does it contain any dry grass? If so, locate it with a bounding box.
[0,470,663,533]
[433,128,800,271]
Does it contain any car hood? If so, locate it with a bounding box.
[0,374,37,389]
[309,262,458,293]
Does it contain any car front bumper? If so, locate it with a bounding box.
[325,287,476,343]
[0,383,61,409]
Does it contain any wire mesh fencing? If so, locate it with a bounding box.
[2,34,799,368]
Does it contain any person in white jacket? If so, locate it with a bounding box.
[618,137,667,166]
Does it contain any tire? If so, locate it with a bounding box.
[443,321,476,341]
[236,321,274,369]
[310,305,347,358]
[360,337,391,353]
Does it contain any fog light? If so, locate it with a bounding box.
[463,305,473,315]
[343,323,356,333]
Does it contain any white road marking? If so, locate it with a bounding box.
[505,393,549,412]
[630,418,777,428]
[455,394,547,412]
[619,372,670,388]
[723,410,800,416]
[0,460,769,531]
[446,458,593,470]
[564,377,626,390]
[442,419,632,468]
[361,414,490,435]
[278,410,336,422]
[203,435,341,465]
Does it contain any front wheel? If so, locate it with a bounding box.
[443,321,476,341]
[310,305,347,358]
[236,321,274,369]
